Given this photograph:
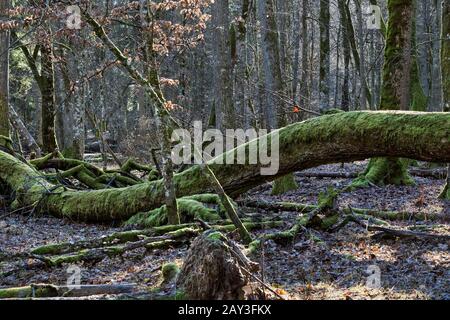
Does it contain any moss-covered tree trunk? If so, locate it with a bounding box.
[0,0,10,139]
[355,0,427,188]
[1,111,449,223]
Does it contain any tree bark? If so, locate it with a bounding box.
[443,0,450,111]
[0,0,10,138]
[319,0,331,112]
[39,35,58,153]
[356,0,427,187]
[0,111,449,222]
[9,105,41,155]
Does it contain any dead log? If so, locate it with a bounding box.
[241,199,432,221]
[0,111,449,222]
[295,168,447,180]
[0,283,136,299]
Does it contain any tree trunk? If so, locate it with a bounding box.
[1,111,449,222]
[211,0,234,130]
[355,0,427,187]
[300,0,310,109]
[355,0,368,110]
[59,48,85,160]
[342,2,373,109]
[257,0,298,194]
[339,0,351,111]
[429,0,443,111]
[9,105,41,155]
[319,0,331,112]
[39,37,58,153]
[443,0,449,111]
[0,0,10,138]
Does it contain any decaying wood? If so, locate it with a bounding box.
[176,230,258,300]
[0,283,136,299]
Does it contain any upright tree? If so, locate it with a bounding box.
[441,0,449,200]
[319,0,330,112]
[0,0,10,142]
[442,0,449,112]
[353,0,427,188]
[211,0,234,130]
[257,0,298,195]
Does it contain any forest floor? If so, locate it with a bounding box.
[0,161,449,300]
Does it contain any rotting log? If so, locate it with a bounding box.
[0,111,449,222]
[0,283,136,299]
[241,199,434,221]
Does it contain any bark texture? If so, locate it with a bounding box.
[0,0,10,137]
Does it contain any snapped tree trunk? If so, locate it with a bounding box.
[0,111,449,223]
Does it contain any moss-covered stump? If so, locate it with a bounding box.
[351,157,415,188]
[271,174,298,195]
[176,230,258,300]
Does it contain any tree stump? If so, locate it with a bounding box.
[176,230,258,300]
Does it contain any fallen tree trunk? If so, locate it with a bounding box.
[0,283,136,299]
[0,111,449,222]
[295,168,448,180]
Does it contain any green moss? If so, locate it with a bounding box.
[0,135,13,150]
[271,174,298,195]
[321,214,339,229]
[318,187,339,209]
[0,286,32,299]
[206,231,225,242]
[439,182,450,200]
[166,227,199,239]
[352,157,415,188]
[321,108,345,115]
[31,243,64,255]
[247,240,261,254]
[124,197,222,228]
[161,263,180,282]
